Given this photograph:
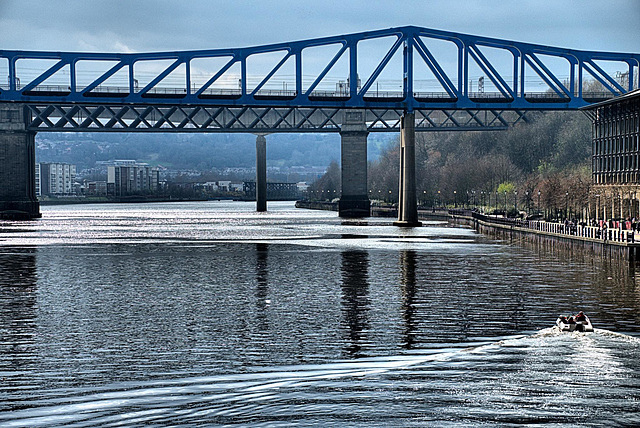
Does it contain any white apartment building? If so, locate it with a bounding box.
[36,162,77,196]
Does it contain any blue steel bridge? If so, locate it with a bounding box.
[0,26,638,221]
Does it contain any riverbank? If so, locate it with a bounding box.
[38,196,209,205]
[450,209,640,263]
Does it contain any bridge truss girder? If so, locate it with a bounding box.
[24,103,531,133]
[2,26,639,111]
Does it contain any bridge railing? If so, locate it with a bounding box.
[0,82,622,106]
[468,211,635,244]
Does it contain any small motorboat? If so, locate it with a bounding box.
[556,312,593,332]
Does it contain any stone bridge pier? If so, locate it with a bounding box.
[394,112,421,227]
[0,105,40,219]
[255,134,267,212]
[339,110,370,218]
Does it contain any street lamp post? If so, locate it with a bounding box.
[514,190,518,212]
[565,191,569,219]
[537,190,541,215]
[619,192,623,220]
[454,190,457,208]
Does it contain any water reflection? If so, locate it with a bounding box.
[255,243,269,330]
[0,247,38,371]
[1,202,640,425]
[340,250,370,357]
[0,247,38,287]
[400,250,417,349]
[523,237,640,331]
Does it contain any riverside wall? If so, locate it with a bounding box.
[450,210,640,264]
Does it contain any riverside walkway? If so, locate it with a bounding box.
[447,209,640,263]
[469,212,635,244]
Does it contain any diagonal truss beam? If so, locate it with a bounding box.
[23,103,530,133]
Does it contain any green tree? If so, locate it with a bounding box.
[310,160,340,200]
[497,181,515,194]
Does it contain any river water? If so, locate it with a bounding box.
[1,201,639,426]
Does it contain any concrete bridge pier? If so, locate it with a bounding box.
[0,105,40,220]
[394,112,421,227]
[339,110,370,218]
[255,134,267,212]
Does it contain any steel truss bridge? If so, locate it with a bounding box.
[1,25,639,221]
[1,26,639,132]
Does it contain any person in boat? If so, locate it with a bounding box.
[567,316,576,324]
[558,315,568,324]
[574,311,587,322]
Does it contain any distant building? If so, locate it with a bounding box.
[201,182,219,192]
[229,182,244,192]
[36,162,76,196]
[584,89,640,185]
[85,181,108,196]
[582,89,640,219]
[106,160,159,196]
[217,180,231,192]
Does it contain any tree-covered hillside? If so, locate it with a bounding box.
[313,110,594,216]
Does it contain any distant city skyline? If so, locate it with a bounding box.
[1,0,638,54]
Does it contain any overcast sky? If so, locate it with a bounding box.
[1,0,639,54]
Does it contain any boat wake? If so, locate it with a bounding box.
[2,331,638,427]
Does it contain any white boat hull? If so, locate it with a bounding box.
[556,315,593,332]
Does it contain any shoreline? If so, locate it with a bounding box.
[38,197,210,206]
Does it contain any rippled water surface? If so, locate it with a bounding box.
[1,201,639,426]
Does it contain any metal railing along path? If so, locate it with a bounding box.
[466,211,636,244]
